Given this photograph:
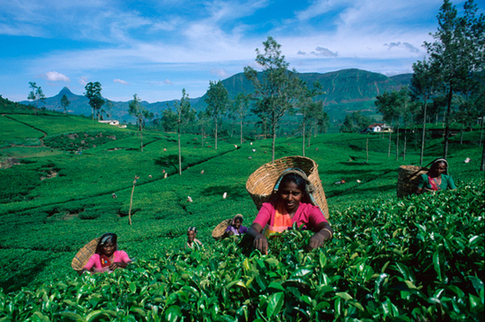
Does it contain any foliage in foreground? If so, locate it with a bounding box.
[0,180,483,321]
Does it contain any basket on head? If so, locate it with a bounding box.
[246,156,329,218]
[397,165,428,198]
[71,238,99,271]
[212,218,232,240]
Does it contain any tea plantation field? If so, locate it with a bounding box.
[0,110,483,321]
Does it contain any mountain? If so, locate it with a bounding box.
[20,69,412,122]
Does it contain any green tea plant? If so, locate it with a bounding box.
[0,180,482,321]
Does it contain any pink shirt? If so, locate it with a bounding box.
[84,250,131,273]
[253,201,328,232]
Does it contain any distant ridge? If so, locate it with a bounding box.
[19,69,412,122]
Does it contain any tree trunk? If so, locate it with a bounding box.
[215,118,218,150]
[271,123,276,162]
[403,132,407,162]
[395,126,400,161]
[302,120,306,157]
[240,120,243,145]
[443,86,452,159]
[366,138,369,163]
[388,130,391,157]
[481,138,485,171]
[460,126,464,145]
[480,116,484,147]
[178,129,182,175]
[420,102,428,166]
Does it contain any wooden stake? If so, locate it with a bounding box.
[128,176,139,225]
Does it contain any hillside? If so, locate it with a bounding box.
[19,69,411,123]
[0,110,483,320]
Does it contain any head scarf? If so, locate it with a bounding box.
[95,233,117,254]
[232,214,244,225]
[270,168,317,205]
[187,227,197,233]
[430,158,449,174]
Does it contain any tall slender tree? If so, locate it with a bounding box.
[128,94,153,152]
[230,93,250,145]
[296,80,324,156]
[60,94,70,115]
[411,59,438,165]
[244,36,301,161]
[424,0,485,158]
[168,89,196,175]
[84,82,105,121]
[204,80,229,150]
[27,81,46,115]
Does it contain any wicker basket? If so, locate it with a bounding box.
[212,218,232,240]
[246,156,329,218]
[397,165,428,198]
[71,238,99,271]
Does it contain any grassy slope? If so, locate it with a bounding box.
[0,111,483,292]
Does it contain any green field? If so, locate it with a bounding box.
[0,109,483,321]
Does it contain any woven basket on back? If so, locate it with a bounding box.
[397,165,428,198]
[246,156,329,218]
[71,238,99,271]
[212,218,232,240]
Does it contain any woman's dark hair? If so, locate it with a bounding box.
[279,173,307,193]
[95,233,117,254]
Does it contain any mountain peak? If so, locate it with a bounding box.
[59,87,73,95]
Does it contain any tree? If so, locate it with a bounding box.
[128,94,154,152]
[103,99,115,120]
[424,0,485,158]
[27,81,46,115]
[170,89,196,175]
[411,59,438,165]
[296,80,324,156]
[340,111,371,133]
[230,93,250,145]
[244,36,301,161]
[60,94,70,114]
[84,82,105,121]
[204,80,229,150]
[197,110,211,147]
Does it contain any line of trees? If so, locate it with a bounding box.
[375,0,484,169]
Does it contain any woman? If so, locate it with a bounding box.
[79,233,131,275]
[247,169,333,254]
[416,158,457,194]
[224,214,248,237]
[186,227,203,249]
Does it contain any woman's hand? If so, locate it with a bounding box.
[248,223,268,255]
[109,262,128,270]
[253,233,268,255]
[307,232,325,251]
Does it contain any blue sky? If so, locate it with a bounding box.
[0,0,479,103]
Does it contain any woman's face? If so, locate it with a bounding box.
[101,242,115,257]
[280,181,303,213]
[187,231,196,242]
[233,219,242,229]
[433,162,447,175]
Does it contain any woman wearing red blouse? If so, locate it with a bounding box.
[247,170,333,254]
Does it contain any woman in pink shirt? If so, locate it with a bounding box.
[79,233,132,274]
[248,170,333,254]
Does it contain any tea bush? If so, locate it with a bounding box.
[0,180,482,321]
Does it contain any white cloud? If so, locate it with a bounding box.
[45,71,70,82]
[79,76,88,86]
[210,69,228,78]
[114,78,129,85]
[164,79,173,85]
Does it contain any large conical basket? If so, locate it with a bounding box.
[246,156,329,218]
[397,165,428,198]
[71,238,99,271]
